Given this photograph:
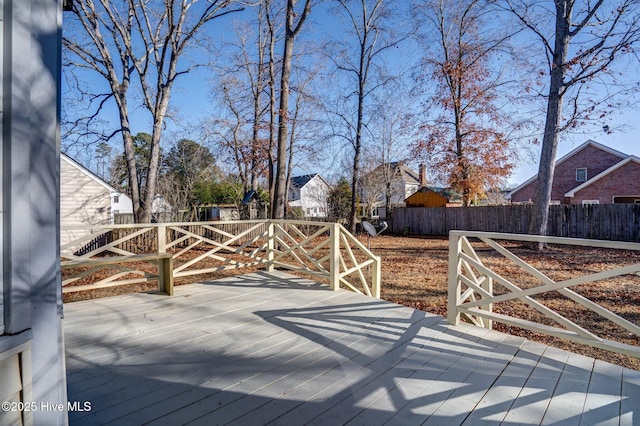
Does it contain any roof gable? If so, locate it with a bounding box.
[290,174,316,189]
[365,162,420,185]
[507,140,629,199]
[61,153,126,194]
[290,173,331,190]
[564,156,640,197]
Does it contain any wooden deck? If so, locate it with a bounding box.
[64,271,640,425]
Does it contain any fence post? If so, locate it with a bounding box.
[329,223,340,291]
[447,231,462,325]
[267,221,275,272]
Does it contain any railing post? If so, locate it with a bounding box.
[158,254,174,296]
[157,225,166,254]
[156,225,172,295]
[267,221,275,272]
[371,255,381,299]
[329,223,340,291]
[480,276,493,329]
[447,231,462,325]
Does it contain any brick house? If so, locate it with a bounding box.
[507,140,640,205]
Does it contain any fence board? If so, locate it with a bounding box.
[391,204,640,242]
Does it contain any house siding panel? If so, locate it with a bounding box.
[289,175,330,218]
[61,158,111,226]
[511,144,624,203]
[572,161,640,204]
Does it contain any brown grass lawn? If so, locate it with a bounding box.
[63,233,640,371]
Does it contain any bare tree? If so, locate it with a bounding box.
[503,0,640,238]
[329,0,408,232]
[357,154,387,218]
[245,3,272,192]
[212,80,254,189]
[63,0,242,223]
[369,84,414,217]
[207,7,274,194]
[272,0,313,219]
[265,0,281,209]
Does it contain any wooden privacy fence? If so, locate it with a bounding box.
[392,204,640,241]
[448,231,640,359]
[60,220,381,298]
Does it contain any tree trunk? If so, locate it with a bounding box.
[272,33,294,219]
[348,19,369,234]
[272,0,311,219]
[348,89,364,233]
[529,2,570,239]
[266,0,277,216]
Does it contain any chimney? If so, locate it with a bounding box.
[419,164,427,187]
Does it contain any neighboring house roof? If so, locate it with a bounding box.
[365,162,421,185]
[506,140,629,200]
[290,174,316,189]
[290,173,331,189]
[564,156,640,197]
[61,152,125,195]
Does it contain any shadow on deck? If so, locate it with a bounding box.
[64,271,640,425]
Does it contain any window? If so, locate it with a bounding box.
[549,200,561,205]
[113,195,120,204]
[576,168,587,182]
[582,200,599,205]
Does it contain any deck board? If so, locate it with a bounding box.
[64,271,640,425]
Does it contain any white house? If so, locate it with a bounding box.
[61,153,134,225]
[288,174,331,219]
[60,153,134,248]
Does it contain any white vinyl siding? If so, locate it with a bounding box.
[60,158,112,248]
[297,176,330,218]
[0,354,22,425]
[60,158,111,226]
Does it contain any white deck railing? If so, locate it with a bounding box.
[448,230,640,358]
[61,220,381,298]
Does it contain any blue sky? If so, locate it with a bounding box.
[61,1,640,189]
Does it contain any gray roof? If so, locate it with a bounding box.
[290,174,317,189]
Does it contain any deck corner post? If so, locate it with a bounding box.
[158,255,174,296]
[371,255,381,299]
[447,231,463,325]
[267,221,275,272]
[329,223,340,291]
